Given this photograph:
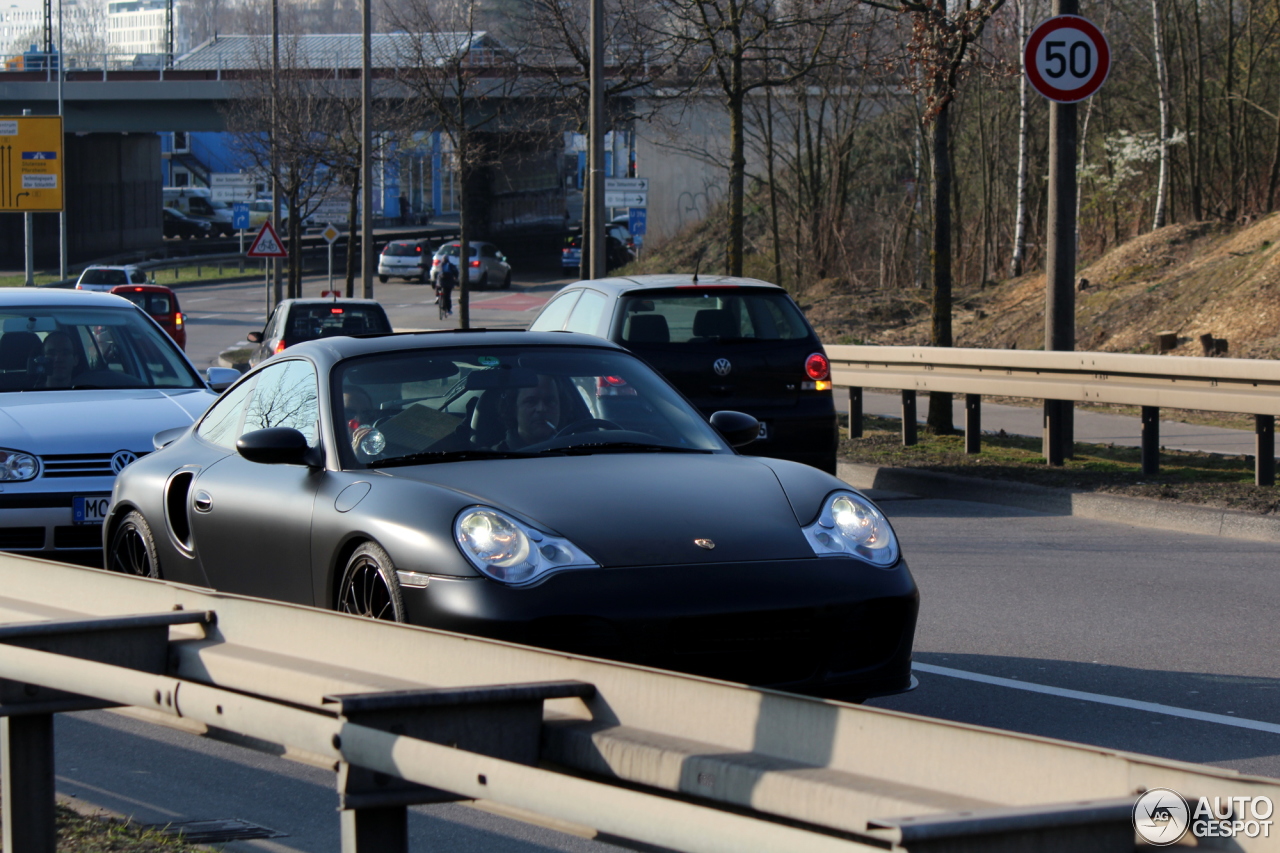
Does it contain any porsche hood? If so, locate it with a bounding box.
[399,453,817,567]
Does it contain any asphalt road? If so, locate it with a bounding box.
[50,498,1280,853]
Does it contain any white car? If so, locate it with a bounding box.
[75,265,148,292]
[0,290,238,558]
[377,238,432,283]
[429,241,512,289]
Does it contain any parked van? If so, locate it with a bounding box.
[163,187,235,237]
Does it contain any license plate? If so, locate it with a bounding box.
[73,495,111,525]
[757,422,769,439]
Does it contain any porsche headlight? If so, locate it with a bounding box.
[455,507,598,585]
[802,491,900,567]
[0,449,38,482]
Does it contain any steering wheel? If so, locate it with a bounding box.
[554,417,623,437]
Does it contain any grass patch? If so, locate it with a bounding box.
[0,802,212,853]
[842,415,1280,514]
[0,261,273,291]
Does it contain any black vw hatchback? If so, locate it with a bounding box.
[529,275,838,473]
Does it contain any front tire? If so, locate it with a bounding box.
[337,542,405,622]
[108,510,161,578]
[478,272,489,290]
[378,275,388,283]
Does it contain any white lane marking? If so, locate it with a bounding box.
[913,662,1280,735]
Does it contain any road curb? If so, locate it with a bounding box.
[837,461,1280,543]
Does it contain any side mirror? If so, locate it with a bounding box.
[710,410,760,448]
[152,425,187,451]
[206,366,240,392]
[236,427,322,466]
[247,331,263,343]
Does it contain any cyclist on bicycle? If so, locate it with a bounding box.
[436,257,458,319]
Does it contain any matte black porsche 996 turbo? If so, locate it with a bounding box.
[104,331,918,699]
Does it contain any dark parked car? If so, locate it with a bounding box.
[246,298,392,367]
[110,284,186,350]
[529,275,839,473]
[103,331,917,699]
[162,207,213,240]
[561,233,631,275]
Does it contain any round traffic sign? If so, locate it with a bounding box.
[1024,15,1110,103]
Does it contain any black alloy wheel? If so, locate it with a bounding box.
[108,510,161,578]
[337,542,406,622]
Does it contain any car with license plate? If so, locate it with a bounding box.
[377,238,432,283]
[529,275,839,473]
[429,241,511,289]
[109,284,186,350]
[0,290,237,557]
[246,298,393,368]
[103,330,918,699]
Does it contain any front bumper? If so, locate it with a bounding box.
[0,490,111,552]
[402,556,919,699]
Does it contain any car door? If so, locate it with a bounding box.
[188,358,323,605]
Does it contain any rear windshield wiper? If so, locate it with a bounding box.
[366,448,537,468]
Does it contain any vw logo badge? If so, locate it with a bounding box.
[110,450,138,474]
[713,358,732,377]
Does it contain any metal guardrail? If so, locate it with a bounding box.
[3,555,1280,852]
[828,344,1280,484]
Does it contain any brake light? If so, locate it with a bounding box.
[803,353,831,390]
[174,312,184,329]
[331,307,344,314]
[470,260,481,267]
[432,258,441,267]
[596,375,637,397]
[415,246,422,253]
[274,340,287,353]
[805,352,830,381]
[132,286,144,292]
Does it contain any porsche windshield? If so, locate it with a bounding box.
[0,307,202,391]
[334,346,730,467]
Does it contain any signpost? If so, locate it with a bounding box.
[321,224,340,294]
[605,177,648,209]
[232,202,250,263]
[1,114,64,286]
[628,208,647,255]
[1025,10,1110,464]
[211,173,255,203]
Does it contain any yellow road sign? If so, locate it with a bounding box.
[0,116,64,212]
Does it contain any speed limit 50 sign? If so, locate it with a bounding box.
[1025,15,1110,103]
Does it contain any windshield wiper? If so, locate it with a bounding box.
[366,448,537,468]
[546,441,713,455]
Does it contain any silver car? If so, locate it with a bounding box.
[0,290,237,557]
[377,238,431,283]
[75,265,147,292]
[429,240,512,289]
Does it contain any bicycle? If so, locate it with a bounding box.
[436,267,456,320]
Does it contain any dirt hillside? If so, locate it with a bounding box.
[801,216,1280,357]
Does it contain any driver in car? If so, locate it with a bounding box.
[497,375,560,449]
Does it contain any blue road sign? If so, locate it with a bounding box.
[232,202,250,230]
[628,207,647,237]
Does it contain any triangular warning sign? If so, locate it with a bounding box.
[247,221,288,258]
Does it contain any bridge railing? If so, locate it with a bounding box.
[828,344,1280,484]
[3,555,1280,853]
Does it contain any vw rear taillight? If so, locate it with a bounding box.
[274,340,287,354]
[805,353,830,380]
[470,259,481,267]
[803,353,831,391]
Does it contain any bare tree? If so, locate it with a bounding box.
[656,0,845,276]
[387,2,518,328]
[222,36,343,298]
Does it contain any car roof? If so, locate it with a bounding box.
[280,298,385,308]
[109,283,176,295]
[0,289,136,307]
[553,274,785,297]
[80,264,140,272]
[281,329,628,368]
